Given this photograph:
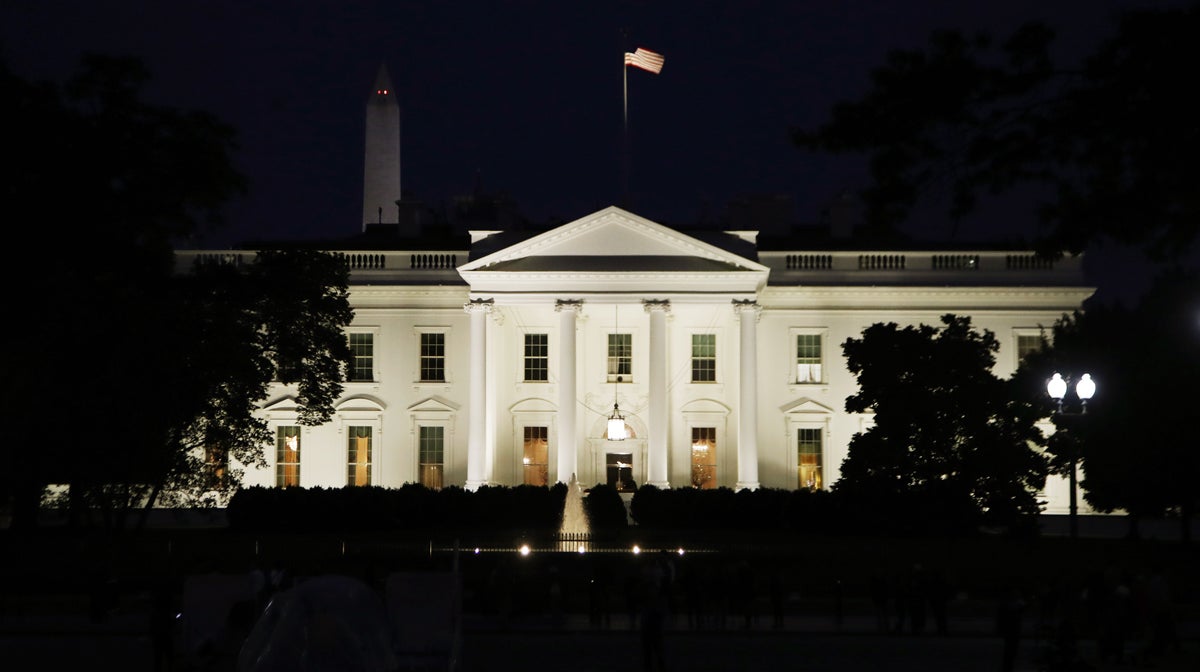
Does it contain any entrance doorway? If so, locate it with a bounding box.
[606,452,636,492]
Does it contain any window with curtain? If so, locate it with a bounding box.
[524,333,548,381]
[276,426,301,487]
[1016,334,1043,363]
[797,427,822,490]
[691,427,717,489]
[419,426,444,489]
[347,426,372,486]
[607,333,632,382]
[796,333,823,383]
[522,426,548,486]
[691,334,716,382]
[348,333,374,382]
[419,332,445,382]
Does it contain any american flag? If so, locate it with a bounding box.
[624,47,664,74]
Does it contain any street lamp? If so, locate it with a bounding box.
[1046,372,1097,539]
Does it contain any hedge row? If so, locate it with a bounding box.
[227,481,1024,538]
[226,481,628,535]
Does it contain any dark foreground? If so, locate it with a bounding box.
[2,591,1198,672]
[2,517,1198,672]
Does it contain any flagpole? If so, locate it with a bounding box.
[622,57,630,208]
[623,55,629,129]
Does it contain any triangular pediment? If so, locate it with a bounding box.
[459,206,768,295]
[407,396,460,414]
[780,397,835,415]
[263,395,300,413]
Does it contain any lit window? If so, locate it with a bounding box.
[348,333,374,382]
[420,332,445,382]
[607,334,632,382]
[347,426,372,486]
[606,451,635,492]
[1016,334,1043,363]
[798,428,822,490]
[524,333,548,382]
[276,426,301,487]
[796,334,823,383]
[522,426,548,486]
[419,426,444,490]
[691,427,717,489]
[205,444,228,488]
[691,334,716,382]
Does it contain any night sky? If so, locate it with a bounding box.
[2,1,1189,304]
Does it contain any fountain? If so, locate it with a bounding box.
[558,473,590,552]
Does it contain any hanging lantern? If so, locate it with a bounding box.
[607,304,627,441]
[607,402,627,441]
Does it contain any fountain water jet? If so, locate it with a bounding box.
[558,473,590,551]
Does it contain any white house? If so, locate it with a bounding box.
[177,65,1094,514]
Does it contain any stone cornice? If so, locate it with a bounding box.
[757,285,1095,311]
[458,269,768,294]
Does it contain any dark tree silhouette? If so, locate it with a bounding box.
[834,315,1048,533]
[794,5,1200,260]
[1016,271,1200,541]
[0,55,353,531]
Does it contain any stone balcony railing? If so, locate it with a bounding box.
[176,248,1084,287]
[758,250,1084,286]
[175,250,469,285]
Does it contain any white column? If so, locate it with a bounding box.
[464,298,494,491]
[555,300,583,483]
[644,300,671,488]
[733,299,761,491]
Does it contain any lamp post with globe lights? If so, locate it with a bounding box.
[1046,372,1096,538]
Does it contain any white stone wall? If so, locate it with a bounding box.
[238,287,1087,516]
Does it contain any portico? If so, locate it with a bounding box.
[457,207,770,490]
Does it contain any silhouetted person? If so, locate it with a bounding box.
[547,564,563,626]
[151,577,178,672]
[833,578,844,631]
[625,566,643,630]
[1144,566,1179,658]
[640,554,671,672]
[1095,567,1133,665]
[589,558,612,629]
[926,567,951,635]
[908,564,927,635]
[892,569,910,633]
[996,588,1025,672]
[681,560,705,630]
[267,561,291,597]
[733,559,755,629]
[769,566,785,629]
[869,569,891,633]
[490,557,515,630]
[196,599,256,672]
[710,562,729,630]
[86,558,119,625]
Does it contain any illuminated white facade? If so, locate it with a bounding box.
[176,66,1095,514]
[178,208,1093,514]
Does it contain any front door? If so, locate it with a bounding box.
[606,451,636,492]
